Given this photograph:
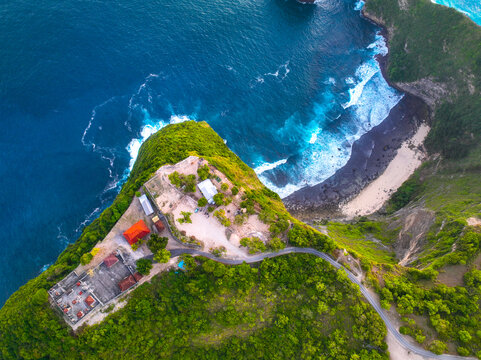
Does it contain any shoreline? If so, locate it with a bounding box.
[341,123,430,218]
[284,15,431,220]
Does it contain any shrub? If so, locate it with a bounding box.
[209,246,226,257]
[429,340,448,355]
[168,171,196,192]
[154,249,171,263]
[197,164,211,180]
[198,197,208,207]
[214,209,231,227]
[240,237,267,254]
[221,183,229,192]
[178,211,192,224]
[208,206,215,213]
[135,191,141,197]
[231,186,239,195]
[267,237,286,251]
[136,258,153,275]
[234,213,248,225]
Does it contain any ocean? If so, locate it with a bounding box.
[431,0,481,25]
[0,0,402,305]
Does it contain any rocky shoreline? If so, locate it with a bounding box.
[284,10,431,220]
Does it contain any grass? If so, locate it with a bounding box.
[325,221,397,264]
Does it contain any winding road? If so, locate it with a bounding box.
[167,247,474,360]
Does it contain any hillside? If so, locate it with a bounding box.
[0,121,387,359]
[312,0,481,357]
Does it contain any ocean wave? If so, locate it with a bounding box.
[254,158,288,175]
[258,33,402,199]
[343,33,389,109]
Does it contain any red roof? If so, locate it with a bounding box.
[133,272,143,282]
[85,295,95,307]
[123,220,150,245]
[118,275,136,292]
[103,253,119,268]
[154,219,165,232]
[77,311,83,318]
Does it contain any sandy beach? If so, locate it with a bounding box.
[341,124,429,218]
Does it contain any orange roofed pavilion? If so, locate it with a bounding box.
[123,220,150,245]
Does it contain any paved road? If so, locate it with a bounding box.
[168,247,474,360]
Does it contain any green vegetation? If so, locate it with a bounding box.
[197,164,211,180]
[220,183,229,192]
[267,237,286,251]
[364,0,481,159]
[231,186,239,195]
[288,224,336,253]
[0,254,388,359]
[168,171,197,192]
[153,249,171,263]
[209,246,226,258]
[135,191,141,197]
[214,209,231,227]
[178,211,192,224]
[385,171,423,213]
[80,252,93,266]
[136,259,153,276]
[240,237,267,254]
[325,220,397,265]
[197,197,208,207]
[147,234,168,253]
[213,193,225,206]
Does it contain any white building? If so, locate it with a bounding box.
[197,179,218,204]
[139,194,154,216]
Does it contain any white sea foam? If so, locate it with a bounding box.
[265,61,290,80]
[258,33,402,199]
[40,263,51,273]
[254,158,288,175]
[354,0,365,11]
[170,114,192,124]
[368,32,389,56]
[342,62,378,109]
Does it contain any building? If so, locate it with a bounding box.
[103,253,119,268]
[197,179,218,204]
[123,220,150,246]
[139,194,154,216]
[152,215,165,232]
[118,275,136,292]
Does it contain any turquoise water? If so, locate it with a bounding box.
[0,0,401,304]
[431,0,481,25]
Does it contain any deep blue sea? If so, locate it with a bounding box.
[0,0,404,305]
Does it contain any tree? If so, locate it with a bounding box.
[154,249,171,263]
[136,258,153,275]
[221,183,229,192]
[148,234,168,253]
[197,164,210,180]
[197,197,208,207]
[429,340,448,355]
[178,211,192,224]
[213,193,225,206]
[80,252,93,265]
[231,186,239,195]
[267,237,285,251]
[32,289,48,305]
